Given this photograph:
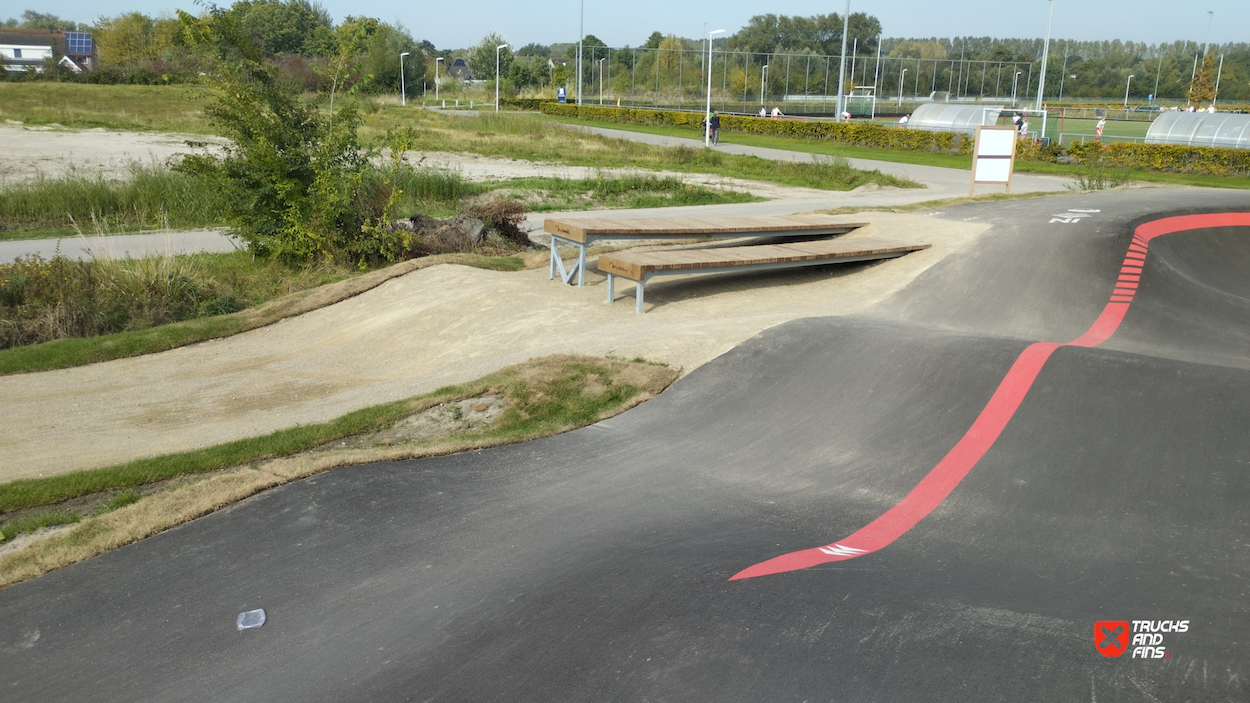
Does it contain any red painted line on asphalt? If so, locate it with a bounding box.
[731,212,1250,581]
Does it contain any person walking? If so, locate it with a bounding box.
[1019,117,1029,139]
[709,110,721,145]
[771,106,783,118]
[1095,116,1106,140]
[897,113,909,128]
[1207,104,1216,113]
[759,106,767,117]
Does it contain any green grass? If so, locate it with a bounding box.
[370,108,919,191]
[0,355,674,513]
[0,164,230,237]
[0,510,81,541]
[2,166,758,240]
[0,83,214,133]
[547,115,1250,190]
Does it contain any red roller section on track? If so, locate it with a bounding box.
[731,212,1250,581]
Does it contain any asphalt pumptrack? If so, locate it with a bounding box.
[3,188,1249,701]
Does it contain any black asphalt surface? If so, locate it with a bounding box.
[4,188,1250,701]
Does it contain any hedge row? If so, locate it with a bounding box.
[542,102,974,154]
[1064,141,1250,176]
[541,102,1250,176]
[499,98,549,111]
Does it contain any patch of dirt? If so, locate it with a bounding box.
[321,394,505,452]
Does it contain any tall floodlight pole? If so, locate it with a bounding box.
[1035,0,1055,110]
[1153,54,1162,102]
[577,0,584,104]
[1204,11,1213,56]
[435,57,443,101]
[1012,70,1022,104]
[599,57,605,104]
[761,63,768,106]
[496,44,509,113]
[704,29,725,146]
[399,52,410,106]
[1213,54,1224,107]
[898,68,907,106]
[1124,74,1134,108]
[835,0,850,120]
[873,37,882,95]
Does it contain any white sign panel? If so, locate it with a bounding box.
[969,126,1017,195]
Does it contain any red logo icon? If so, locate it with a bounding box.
[1096,621,1129,658]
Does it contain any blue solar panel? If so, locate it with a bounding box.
[64,32,93,55]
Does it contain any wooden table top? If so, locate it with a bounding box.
[597,236,930,281]
[544,215,867,243]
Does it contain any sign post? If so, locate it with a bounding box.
[969,125,1017,197]
[557,86,567,104]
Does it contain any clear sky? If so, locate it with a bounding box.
[12,0,1247,52]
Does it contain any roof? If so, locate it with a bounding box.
[907,103,1005,136]
[1145,111,1250,149]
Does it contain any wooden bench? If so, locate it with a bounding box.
[544,215,867,286]
[598,236,931,312]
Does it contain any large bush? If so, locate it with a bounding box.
[174,6,410,264]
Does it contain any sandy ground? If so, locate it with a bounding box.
[0,124,227,183]
[0,212,989,481]
[0,125,831,200]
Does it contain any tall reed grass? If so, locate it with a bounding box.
[0,164,229,234]
[0,250,352,349]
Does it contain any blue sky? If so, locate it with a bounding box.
[13,0,1248,51]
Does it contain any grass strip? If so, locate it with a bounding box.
[548,116,1250,191]
[0,354,680,587]
[0,252,527,375]
[0,510,81,542]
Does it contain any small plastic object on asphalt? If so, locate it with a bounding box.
[236,609,266,631]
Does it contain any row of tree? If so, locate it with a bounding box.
[6,4,1249,103]
[2,3,431,94]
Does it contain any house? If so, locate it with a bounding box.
[0,29,96,73]
[445,58,472,82]
[547,58,571,69]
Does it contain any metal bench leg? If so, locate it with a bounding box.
[549,238,558,280]
[577,244,587,287]
[606,273,615,302]
[635,279,644,314]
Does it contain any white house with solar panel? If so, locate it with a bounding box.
[0,29,96,73]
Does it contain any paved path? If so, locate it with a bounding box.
[0,230,241,262]
[5,187,1248,701]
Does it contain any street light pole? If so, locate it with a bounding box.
[705,29,725,146]
[435,57,443,102]
[496,44,509,113]
[761,63,768,106]
[835,0,850,121]
[1124,74,1134,108]
[1012,71,1022,105]
[1035,0,1055,110]
[898,68,907,106]
[399,52,409,106]
[599,57,605,104]
[577,0,584,105]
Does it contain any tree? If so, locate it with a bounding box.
[657,34,682,70]
[11,10,88,31]
[729,12,880,56]
[356,22,425,94]
[642,31,664,50]
[467,31,513,82]
[516,42,549,58]
[226,0,334,57]
[95,13,159,66]
[564,34,607,58]
[1188,53,1217,105]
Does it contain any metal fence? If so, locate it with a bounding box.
[568,45,1037,116]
